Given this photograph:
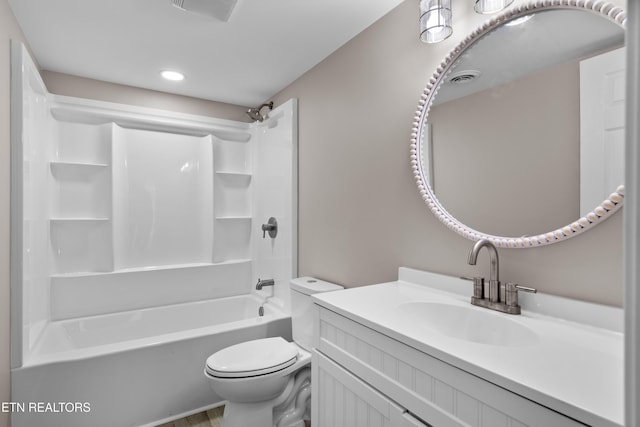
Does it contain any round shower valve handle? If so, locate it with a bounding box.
[262,217,278,239]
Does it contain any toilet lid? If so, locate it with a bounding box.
[206,337,299,378]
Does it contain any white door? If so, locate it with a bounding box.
[580,47,626,216]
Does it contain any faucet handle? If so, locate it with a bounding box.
[261,217,278,239]
[460,276,484,300]
[513,284,537,293]
[504,282,537,308]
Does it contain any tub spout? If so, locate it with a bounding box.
[256,278,275,290]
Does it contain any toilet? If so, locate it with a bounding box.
[204,277,342,427]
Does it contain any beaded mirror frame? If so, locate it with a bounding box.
[410,0,626,248]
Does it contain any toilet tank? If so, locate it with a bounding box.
[290,277,343,350]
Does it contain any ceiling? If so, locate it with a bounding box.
[434,9,625,105]
[8,0,405,107]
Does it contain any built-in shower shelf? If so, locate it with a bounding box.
[51,270,113,279]
[50,217,110,222]
[49,158,111,228]
[213,258,252,266]
[50,161,109,168]
[215,171,252,178]
[50,161,109,178]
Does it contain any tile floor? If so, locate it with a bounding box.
[156,406,223,427]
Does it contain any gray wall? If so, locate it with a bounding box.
[272,0,625,307]
[430,60,580,237]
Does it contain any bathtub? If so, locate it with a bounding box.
[11,294,291,427]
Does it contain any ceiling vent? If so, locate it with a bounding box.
[447,70,481,84]
[171,0,238,22]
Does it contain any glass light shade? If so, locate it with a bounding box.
[419,0,452,43]
[474,0,514,14]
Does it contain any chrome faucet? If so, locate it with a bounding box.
[464,239,536,315]
[256,278,275,290]
[468,239,500,302]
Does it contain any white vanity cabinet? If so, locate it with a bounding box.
[312,306,585,427]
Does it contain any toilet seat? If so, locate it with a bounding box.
[206,337,299,378]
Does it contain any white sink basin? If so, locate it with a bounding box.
[397,301,539,347]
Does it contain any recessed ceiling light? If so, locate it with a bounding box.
[161,70,185,81]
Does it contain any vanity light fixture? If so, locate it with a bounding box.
[161,70,185,81]
[474,0,514,14]
[419,0,453,43]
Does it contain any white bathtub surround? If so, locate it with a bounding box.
[251,105,298,314]
[312,267,623,427]
[41,99,296,320]
[11,42,298,427]
[50,262,251,320]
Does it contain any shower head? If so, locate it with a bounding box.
[246,108,263,122]
[246,102,274,122]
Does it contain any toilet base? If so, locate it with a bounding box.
[273,368,311,427]
[222,401,275,427]
[220,367,311,427]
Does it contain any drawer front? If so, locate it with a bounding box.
[313,351,431,427]
[316,307,585,427]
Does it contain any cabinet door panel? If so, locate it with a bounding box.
[313,351,428,427]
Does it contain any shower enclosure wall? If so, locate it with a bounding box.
[10,42,297,426]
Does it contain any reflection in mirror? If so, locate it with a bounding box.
[412,2,626,247]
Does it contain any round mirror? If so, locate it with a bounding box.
[411,1,626,248]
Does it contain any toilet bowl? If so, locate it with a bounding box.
[204,277,342,427]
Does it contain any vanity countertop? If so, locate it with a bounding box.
[312,267,623,427]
